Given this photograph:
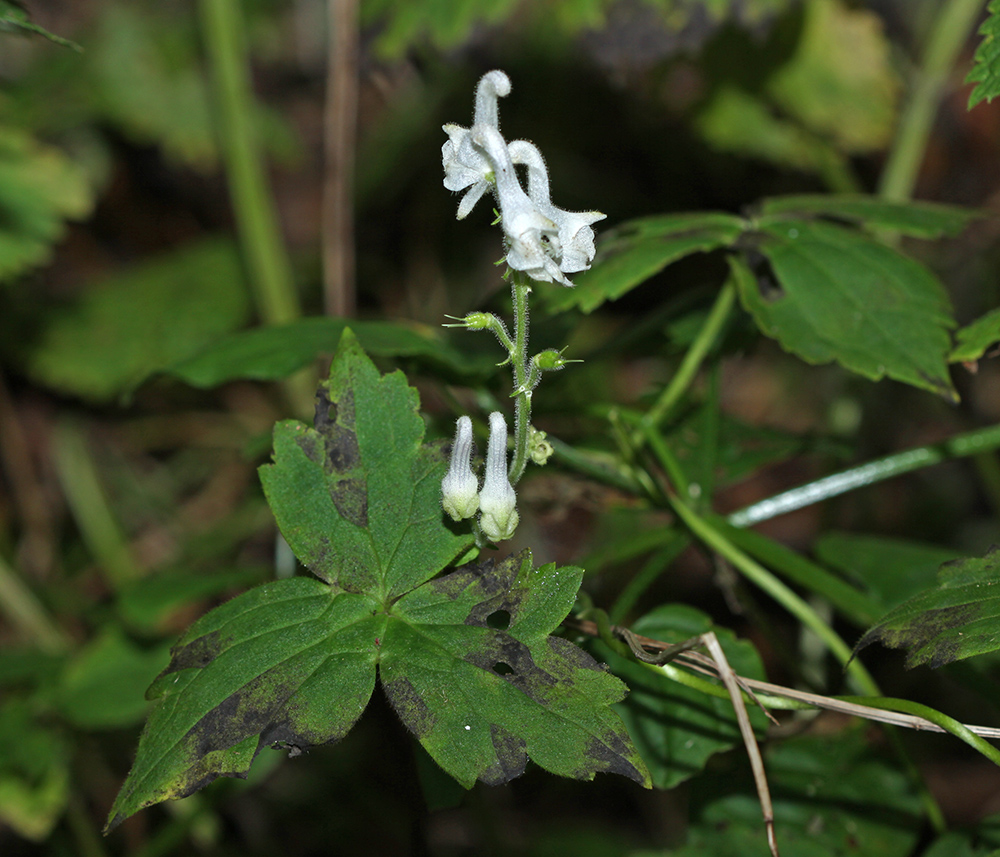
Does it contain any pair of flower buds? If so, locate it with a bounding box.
[442,70,605,286]
[441,413,518,543]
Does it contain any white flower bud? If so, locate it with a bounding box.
[478,412,519,542]
[441,416,479,521]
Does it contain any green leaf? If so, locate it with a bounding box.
[0,1,81,49]
[0,126,92,283]
[857,546,1000,669]
[258,330,473,598]
[815,532,964,615]
[599,604,767,791]
[26,238,251,401]
[54,630,173,729]
[950,306,1000,364]
[0,700,71,842]
[731,219,958,400]
[117,567,269,634]
[967,0,1000,109]
[165,317,490,388]
[105,576,382,831]
[544,212,745,315]
[676,731,922,857]
[384,551,649,788]
[758,194,983,238]
[109,333,647,829]
[765,0,898,153]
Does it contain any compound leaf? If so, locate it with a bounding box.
[109,332,647,830]
[857,547,1000,669]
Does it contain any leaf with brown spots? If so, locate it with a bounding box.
[380,551,651,789]
[259,329,474,597]
[856,547,1000,669]
[107,333,646,832]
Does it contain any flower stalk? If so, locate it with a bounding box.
[440,70,603,541]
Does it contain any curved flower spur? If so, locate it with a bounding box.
[441,70,603,544]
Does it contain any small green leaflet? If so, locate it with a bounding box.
[0,1,81,49]
[950,306,1000,365]
[730,218,958,401]
[967,0,1000,109]
[856,547,1000,669]
[106,331,648,831]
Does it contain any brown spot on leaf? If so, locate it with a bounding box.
[160,631,224,677]
[382,676,436,738]
[479,725,527,785]
[580,733,648,786]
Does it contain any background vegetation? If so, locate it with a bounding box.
[4,0,1000,855]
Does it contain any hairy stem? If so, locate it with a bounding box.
[508,273,532,483]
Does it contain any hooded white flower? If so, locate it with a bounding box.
[470,124,570,286]
[508,139,606,274]
[441,416,479,521]
[478,411,518,542]
[442,70,511,220]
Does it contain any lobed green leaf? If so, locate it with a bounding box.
[757,194,983,238]
[109,334,648,829]
[165,317,489,388]
[732,219,958,400]
[857,547,1000,669]
[967,0,1000,109]
[544,212,745,315]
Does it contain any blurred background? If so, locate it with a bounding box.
[3,0,1000,854]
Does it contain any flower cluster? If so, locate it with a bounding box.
[442,70,605,287]
[441,413,519,544]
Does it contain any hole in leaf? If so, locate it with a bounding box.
[486,609,511,630]
[492,662,514,676]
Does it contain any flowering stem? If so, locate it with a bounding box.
[508,272,533,484]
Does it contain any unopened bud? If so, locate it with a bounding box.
[478,412,519,542]
[441,416,479,521]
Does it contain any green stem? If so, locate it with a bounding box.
[508,273,532,483]
[878,0,986,201]
[666,489,878,695]
[198,0,301,326]
[52,420,139,590]
[0,552,68,653]
[727,422,1000,527]
[632,279,736,449]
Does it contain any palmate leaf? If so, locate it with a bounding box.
[106,331,648,831]
[856,547,1000,669]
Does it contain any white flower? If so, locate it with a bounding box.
[508,139,606,274]
[441,416,479,521]
[478,412,518,542]
[442,70,511,220]
[470,124,570,286]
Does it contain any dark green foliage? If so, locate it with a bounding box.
[967,0,1000,108]
[106,332,649,830]
[858,547,1000,668]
